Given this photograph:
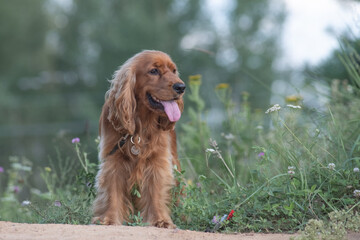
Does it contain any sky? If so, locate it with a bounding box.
[206,0,360,68]
[280,0,360,68]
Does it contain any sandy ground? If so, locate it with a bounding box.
[1,221,359,240]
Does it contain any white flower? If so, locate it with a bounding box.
[288,166,296,171]
[354,190,360,198]
[287,104,302,109]
[256,125,263,130]
[354,167,359,173]
[328,163,336,170]
[224,133,235,140]
[206,148,215,153]
[265,104,281,114]
[288,170,295,175]
[21,200,31,206]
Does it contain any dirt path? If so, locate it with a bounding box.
[1,221,359,240]
[0,221,292,240]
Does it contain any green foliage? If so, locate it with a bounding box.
[292,209,360,240]
[0,139,97,224]
[126,212,148,227]
[0,0,284,174]
[172,42,360,234]
[1,34,360,239]
[180,75,211,176]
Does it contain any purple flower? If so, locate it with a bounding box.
[13,186,20,194]
[54,200,62,207]
[258,152,265,157]
[71,138,80,144]
[196,182,201,188]
[212,215,219,224]
[0,166,4,173]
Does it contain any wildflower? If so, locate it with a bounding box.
[209,138,218,147]
[288,166,296,176]
[196,182,201,188]
[224,133,235,140]
[256,125,263,130]
[288,170,295,175]
[54,200,62,207]
[354,167,359,173]
[72,137,80,144]
[227,210,235,220]
[21,200,31,206]
[189,75,202,86]
[258,152,265,158]
[187,179,193,186]
[0,166,4,173]
[265,104,281,114]
[285,95,302,103]
[328,163,336,170]
[287,104,302,109]
[212,215,219,224]
[215,83,230,89]
[44,167,52,172]
[354,190,360,198]
[206,148,215,153]
[13,186,20,194]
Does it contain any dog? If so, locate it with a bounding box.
[92,50,185,228]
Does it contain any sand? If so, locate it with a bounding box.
[1,221,359,240]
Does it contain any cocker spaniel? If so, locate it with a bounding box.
[92,50,185,228]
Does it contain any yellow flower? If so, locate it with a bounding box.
[189,74,202,86]
[285,95,302,103]
[187,179,193,186]
[44,167,52,172]
[215,83,230,90]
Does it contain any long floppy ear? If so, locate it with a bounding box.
[106,62,137,135]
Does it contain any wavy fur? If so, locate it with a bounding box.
[92,50,185,228]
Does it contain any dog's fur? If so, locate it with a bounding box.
[92,50,185,228]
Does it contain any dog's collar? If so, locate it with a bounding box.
[108,134,129,156]
[107,134,141,156]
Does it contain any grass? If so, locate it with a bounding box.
[0,42,360,239]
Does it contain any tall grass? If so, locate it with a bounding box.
[0,41,359,236]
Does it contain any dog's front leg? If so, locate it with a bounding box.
[92,159,132,225]
[139,159,176,228]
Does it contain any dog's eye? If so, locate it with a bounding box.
[173,69,176,74]
[149,68,159,75]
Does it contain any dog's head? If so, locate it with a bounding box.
[106,50,185,134]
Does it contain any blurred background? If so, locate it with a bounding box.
[0,0,359,187]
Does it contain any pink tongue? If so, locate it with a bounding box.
[160,100,181,122]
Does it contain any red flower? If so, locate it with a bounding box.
[226,209,235,220]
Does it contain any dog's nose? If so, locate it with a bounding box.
[173,83,186,94]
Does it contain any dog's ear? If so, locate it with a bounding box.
[106,63,136,135]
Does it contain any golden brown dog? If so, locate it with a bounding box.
[92,50,185,228]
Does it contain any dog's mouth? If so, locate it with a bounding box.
[147,93,181,122]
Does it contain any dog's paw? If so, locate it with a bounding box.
[154,220,176,229]
[92,216,116,225]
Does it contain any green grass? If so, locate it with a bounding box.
[0,42,360,239]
